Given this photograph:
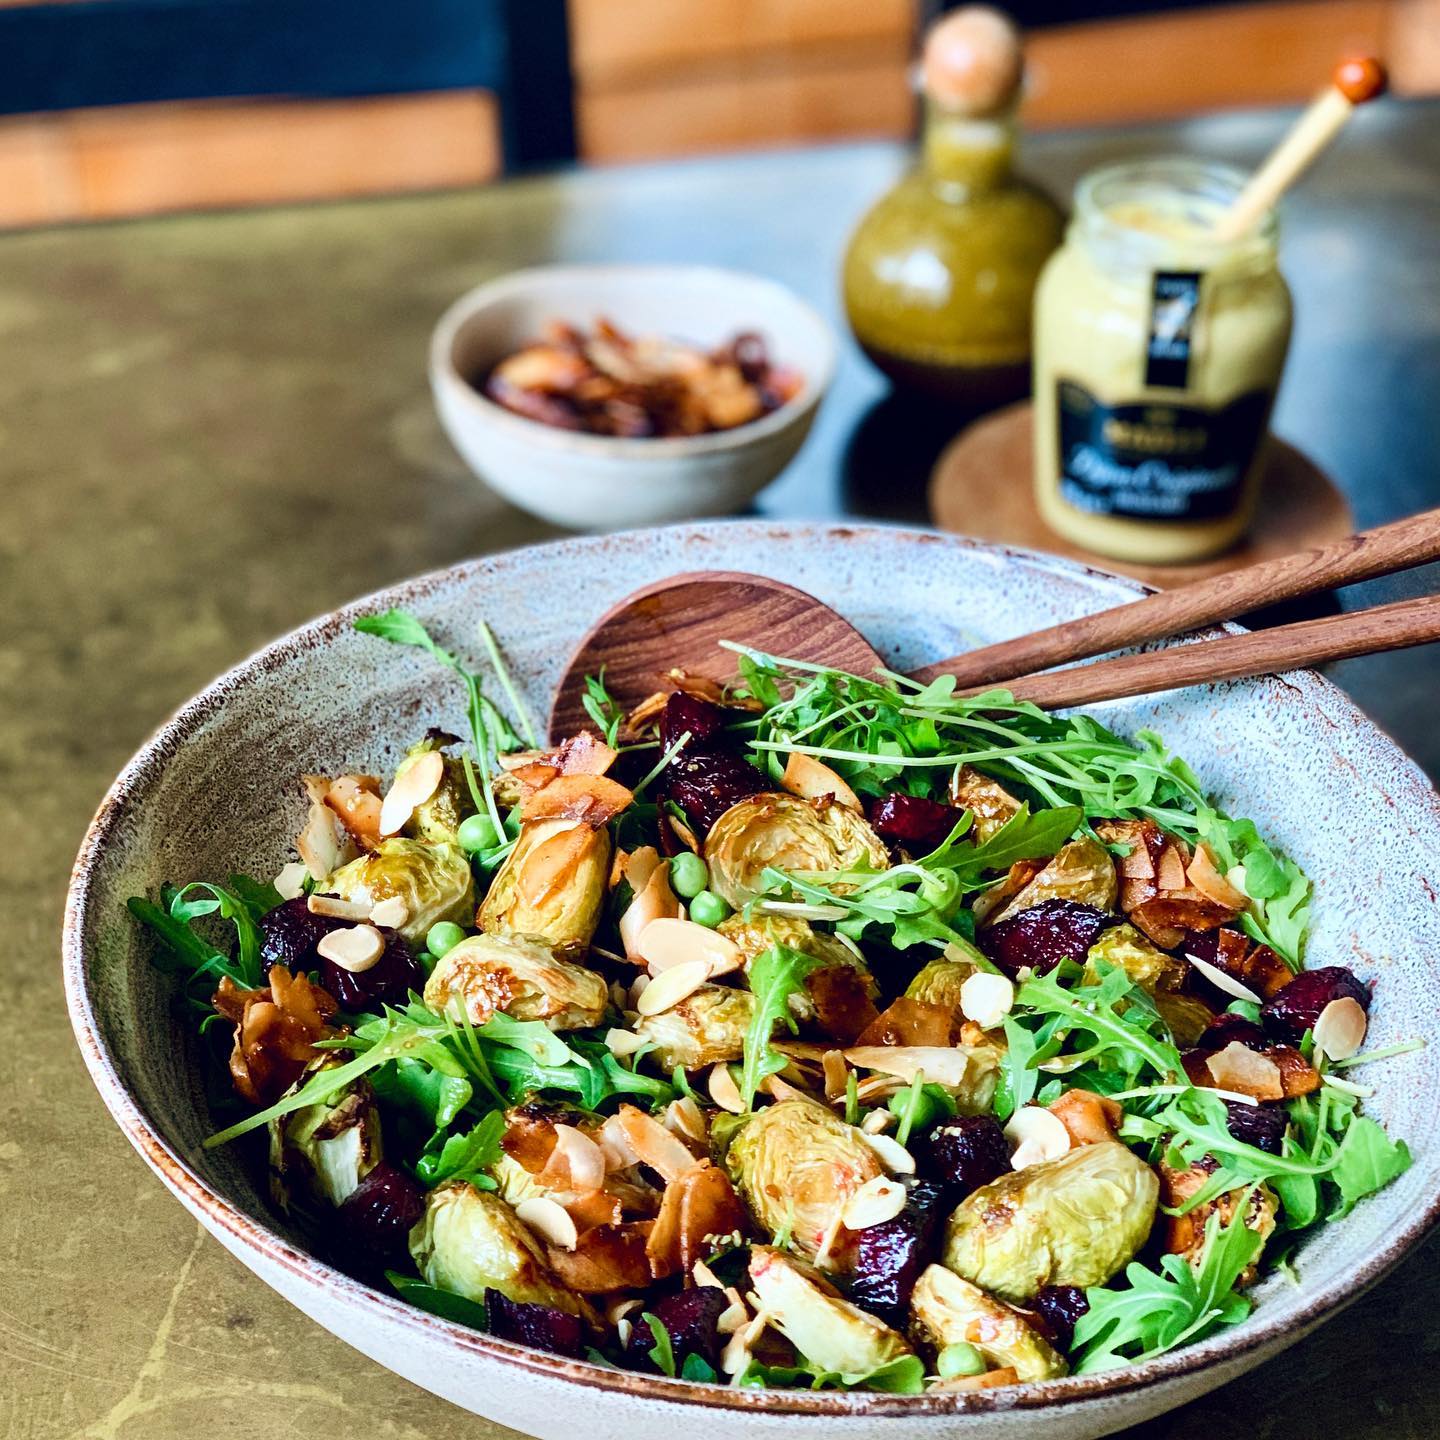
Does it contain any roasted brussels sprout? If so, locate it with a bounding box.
[1153,991,1218,1049]
[748,1247,914,1375]
[990,838,1118,927]
[268,1063,381,1212]
[398,732,476,845]
[424,932,608,1031]
[633,983,755,1070]
[910,1264,1067,1381]
[408,1182,584,1314]
[1084,923,1186,993]
[905,956,980,1016]
[1161,1161,1277,1286]
[949,766,1022,842]
[321,837,474,945]
[941,1142,1159,1302]
[704,793,889,909]
[725,1099,882,1258]
[478,819,610,951]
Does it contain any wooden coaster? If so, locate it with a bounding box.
[929,402,1353,589]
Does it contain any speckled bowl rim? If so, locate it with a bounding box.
[429,263,836,462]
[63,520,1440,1420]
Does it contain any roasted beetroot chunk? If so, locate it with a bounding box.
[659,691,732,753]
[626,1285,730,1372]
[663,750,769,836]
[979,900,1116,976]
[1261,966,1371,1044]
[1224,1100,1289,1155]
[487,1292,585,1358]
[867,793,969,855]
[1031,1285,1090,1351]
[1197,1013,1270,1053]
[847,1179,948,1324]
[916,1115,1011,1200]
[319,931,425,1011]
[337,1161,427,1264]
[259,896,342,974]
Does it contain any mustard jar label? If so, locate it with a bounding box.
[1056,380,1269,522]
[1144,271,1202,389]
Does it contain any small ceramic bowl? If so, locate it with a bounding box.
[429,265,836,530]
[65,523,1440,1440]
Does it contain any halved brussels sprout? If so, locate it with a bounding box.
[909,1264,1067,1381]
[905,958,978,1016]
[321,837,474,944]
[398,732,476,846]
[424,932,608,1031]
[408,1182,584,1314]
[1153,991,1217,1049]
[633,983,755,1071]
[749,1246,914,1375]
[268,1062,381,1212]
[942,1141,1159,1302]
[704,794,889,909]
[491,1152,548,1209]
[1162,1163,1277,1287]
[989,837,1118,927]
[725,1098,882,1258]
[949,766,1022,842]
[478,819,609,951]
[1084,923,1187,994]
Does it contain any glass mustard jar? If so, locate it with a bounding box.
[843,7,1063,410]
[1032,158,1292,564]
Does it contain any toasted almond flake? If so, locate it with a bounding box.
[721,1309,770,1376]
[368,895,410,929]
[841,1176,908,1230]
[614,1103,697,1182]
[1157,843,1189,891]
[521,773,634,827]
[1313,997,1369,1061]
[861,1109,895,1135]
[598,1113,640,1171]
[619,862,682,958]
[812,1211,847,1271]
[692,1259,724,1290]
[844,1045,975,1089]
[605,1295,645,1326]
[666,812,701,854]
[616,1318,633,1347]
[1205,1040,1284,1101]
[273,861,309,901]
[307,893,372,922]
[315,924,385,973]
[1004,1106,1072,1169]
[960,971,1015,1030]
[1185,951,1265,1004]
[516,1196,579,1250]
[708,1063,745,1115]
[627,974,651,1009]
[781,751,863,812]
[379,749,445,837]
[605,1027,647,1057]
[637,917,742,979]
[635,960,711,1016]
[821,1049,849,1101]
[664,1096,708,1145]
[717,1299,749,1335]
[858,1130,915,1175]
[855,1074,906,1103]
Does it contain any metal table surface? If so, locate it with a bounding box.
[4,99,1437,1440]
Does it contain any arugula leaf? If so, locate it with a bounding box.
[415,1110,505,1188]
[741,942,821,1110]
[679,1353,719,1382]
[581,668,625,749]
[641,1314,676,1377]
[1327,1114,1411,1218]
[737,1354,926,1394]
[385,1271,490,1331]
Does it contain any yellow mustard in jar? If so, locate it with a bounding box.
[1033,159,1292,563]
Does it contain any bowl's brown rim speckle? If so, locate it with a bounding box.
[62,521,1440,1419]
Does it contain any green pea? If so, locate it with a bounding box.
[688,890,731,928]
[457,813,501,854]
[936,1342,986,1379]
[889,1080,957,1135]
[426,921,466,959]
[416,950,438,976]
[669,851,709,899]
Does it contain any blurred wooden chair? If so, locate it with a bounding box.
[0,0,575,227]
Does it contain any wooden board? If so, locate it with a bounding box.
[929,401,1353,590]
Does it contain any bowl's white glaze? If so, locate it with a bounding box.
[428,266,835,530]
[65,522,1440,1439]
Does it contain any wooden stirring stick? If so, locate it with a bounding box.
[911,507,1440,690]
[1213,56,1388,241]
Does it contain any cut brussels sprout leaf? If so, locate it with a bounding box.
[736,1355,926,1394]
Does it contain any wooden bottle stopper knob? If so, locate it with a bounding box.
[922,6,1024,117]
[1334,56,1388,104]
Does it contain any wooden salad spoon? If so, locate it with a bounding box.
[546,508,1440,743]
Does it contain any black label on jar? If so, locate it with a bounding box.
[1056,381,1270,522]
[1145,271,1202,389]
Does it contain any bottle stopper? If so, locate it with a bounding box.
[922,6,1024,117]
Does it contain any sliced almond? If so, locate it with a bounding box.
[780,751,863,812]
[636,917,742,979]
[316,924,385,973]
[720,1308,770,1376]
[605,1295,645,1326]
[625,845,664,896]
[692,1258,724,1290]
[708,1063,745,1115]
[598,1113,640,1171]
[618,862,682,959]
[841,1176,908,1230]
[616,1317,633,1348]
[761,1073,812,1104]
[296,775,360,881]
[613,1103,697,1182]
[516,1196,579,1251]
[861,1109,896,1135]
[307,892,372,922]
[379,749,445,837]
[959,972,1015,1030]
[604,1027,647,1058]
[663,1096,708,1145]
[1205,1040,1285,1100]
[368,895,410,930]
[635,960,711,1016]
[1313,997,1368,1062]
[812,1212,847,1271]
[821,1049,849,1101]
[1004,1106,1072,1169]
[858,1130,916,1175]
[1187,843,1248,910]
[855,1074,906,1104]
[717,1298,749,1335]
[844,1045,975,1089]
[273,861,309,902]
[1186,950,1264,1004]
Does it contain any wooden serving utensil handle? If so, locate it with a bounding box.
[910,506,1440,691]
[986,594,1440,710]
